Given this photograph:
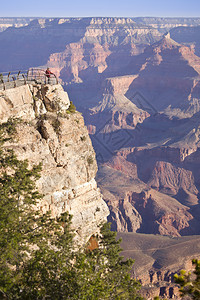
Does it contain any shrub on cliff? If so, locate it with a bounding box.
[66,101,76,114]
[0,119,142,300]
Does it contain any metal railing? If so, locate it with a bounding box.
[27,68,58,85]
[0,68,58,91]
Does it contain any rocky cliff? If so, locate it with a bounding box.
[84,75,150,136]
[0,83,109,245]
[1,17,200,34]
[1,17,200,79]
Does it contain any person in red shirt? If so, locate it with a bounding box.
[45,67,53,84]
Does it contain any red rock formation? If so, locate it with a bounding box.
[148,161,198,197]
[106,156,138,178]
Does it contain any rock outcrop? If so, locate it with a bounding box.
[46,18,162,84]
[0,83,109,245]
[148,161,198,198]
[49,42,111,84]
[55,28,200,240]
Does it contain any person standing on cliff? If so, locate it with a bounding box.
[45,67,53,84]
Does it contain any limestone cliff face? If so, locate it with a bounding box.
[0,83,109,245]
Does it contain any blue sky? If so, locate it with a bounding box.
[1,0,200,18]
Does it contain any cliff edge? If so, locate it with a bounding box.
[0,83,109,245]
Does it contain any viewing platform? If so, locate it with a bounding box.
[0,68,58,91]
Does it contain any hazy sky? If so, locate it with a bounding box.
[1,0,200,18]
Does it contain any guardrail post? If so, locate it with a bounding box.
[22,74,27,85]
[1,79,5,90]
[12,76,16,88]
[7,72,11,82]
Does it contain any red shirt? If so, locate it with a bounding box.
[45,69,52,78]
